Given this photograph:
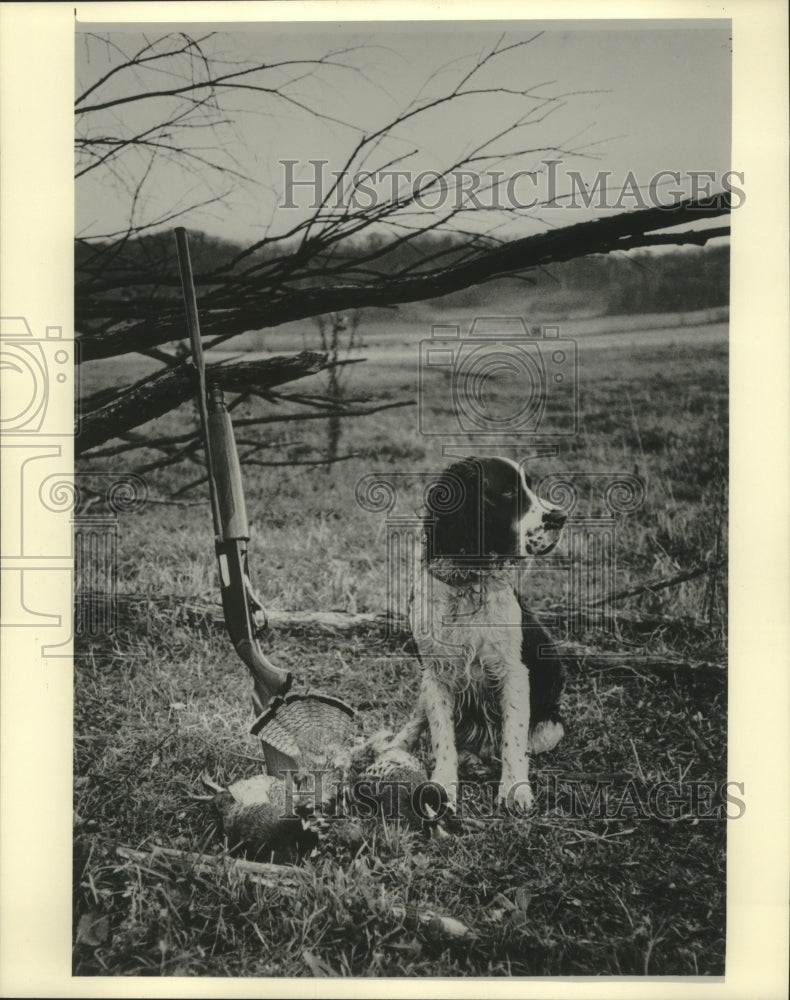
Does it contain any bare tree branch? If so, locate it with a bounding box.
[77,192,731,362]
[76,350,329,454]
[75,30,730,478]
[78,383,414,457]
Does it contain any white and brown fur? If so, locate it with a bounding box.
[392,456,566,811]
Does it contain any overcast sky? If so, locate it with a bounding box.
[75,20,732,244]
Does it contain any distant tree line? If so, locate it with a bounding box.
[76,229,729,326]
[74,31,731,475]
[444,242,730,315]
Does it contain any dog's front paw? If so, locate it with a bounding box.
[498,779,534,813]
[528,719,564,755]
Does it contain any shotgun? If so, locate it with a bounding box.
[174,228,354,773]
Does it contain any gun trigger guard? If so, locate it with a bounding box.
[252,611,269,643]
[244,574,269,637]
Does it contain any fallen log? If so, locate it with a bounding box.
[76,592,725,682]
[586,560,726,607]
[116,845,475,940]
[116,844,304,887]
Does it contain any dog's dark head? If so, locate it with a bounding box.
[425,456,566,562]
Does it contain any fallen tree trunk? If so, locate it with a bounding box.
[77,193,732,362]
[77,350,330,454]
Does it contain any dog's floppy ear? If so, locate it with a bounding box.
[424,457,483,559]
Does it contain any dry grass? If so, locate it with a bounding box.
[74,320,728,976]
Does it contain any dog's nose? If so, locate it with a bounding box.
[542,508,566,529]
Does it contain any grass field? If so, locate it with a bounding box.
[73,312,728,977]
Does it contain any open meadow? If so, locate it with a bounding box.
[74,311,728,977]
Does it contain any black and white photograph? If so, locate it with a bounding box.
[0,3,788,993]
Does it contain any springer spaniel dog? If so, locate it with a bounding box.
[393,456,566,813]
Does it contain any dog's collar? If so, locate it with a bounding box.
[426,558,519,587]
